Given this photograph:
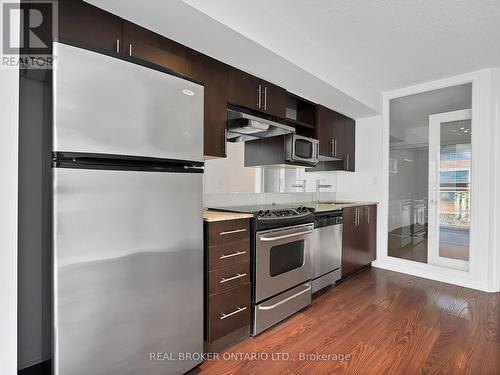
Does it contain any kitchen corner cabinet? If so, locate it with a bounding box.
[315,105,356,171]
[204,219,251,352]
[58,0,124,53]
[227,68,286,119]
[342,205,377,278]
[190,51,229,158]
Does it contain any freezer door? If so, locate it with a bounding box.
[53,168,203,375]
[53,42,203,162]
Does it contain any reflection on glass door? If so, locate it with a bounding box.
[428,109,471,270]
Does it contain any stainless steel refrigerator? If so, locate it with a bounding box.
[52,42,204,375]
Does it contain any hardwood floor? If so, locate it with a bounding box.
[196,268,500,375]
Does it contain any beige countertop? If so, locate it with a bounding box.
[203,209,254,222]
[204,201,378,221]
[304,201,379,213]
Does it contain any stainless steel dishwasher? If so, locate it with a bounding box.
[310,210,343,293]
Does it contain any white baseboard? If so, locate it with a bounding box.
[371,260,499,293]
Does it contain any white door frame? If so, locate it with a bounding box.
[428,109,471,271]
[375,69,498,292]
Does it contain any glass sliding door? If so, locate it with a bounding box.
[428,110,471,270]
[388,83,472,269]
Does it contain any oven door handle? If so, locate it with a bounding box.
[257,284,312,311]
[259,230,313,242]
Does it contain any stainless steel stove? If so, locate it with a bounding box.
[210,204,314,335]
[212,204,314,230]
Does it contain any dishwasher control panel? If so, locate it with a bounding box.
[314,211,343,228]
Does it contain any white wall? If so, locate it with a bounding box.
[491,68,500,290]
[0,1,19,373]
[204,142,260,194]
[335,116,383,202]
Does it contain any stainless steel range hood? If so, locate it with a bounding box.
[227,108,295,142]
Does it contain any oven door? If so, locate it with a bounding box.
[287,135,319,165]
[255,223,313,302]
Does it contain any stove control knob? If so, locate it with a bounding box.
[265,210,271,216]
[258,210,264,217]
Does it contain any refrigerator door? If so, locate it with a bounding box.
[53,168,203,375]
[53,42,203,162]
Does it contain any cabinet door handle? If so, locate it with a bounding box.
[353,208,358,226]
[334,139,338,157]
[128,44,132,56]
[116,39,120,53]
[219,250,246,259]
[219,228,247,236]
[330,139,334,157]
[367,206,370,224]
[223,128,227,157]
[220,273,247,284]
[257,84,262,109]
[263,86,267,110]
[346,153,350,171]
[220,306,247,320]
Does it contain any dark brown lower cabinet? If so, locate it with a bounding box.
[342,205,377,278]
[205,219,251,352]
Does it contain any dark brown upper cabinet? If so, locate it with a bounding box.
[227,68,286,119]
[315,105,356,171]
[341,205,376,279]
[189,51,229,158]
[343,117,356,172]
[122,21,191,77]
[58,0,123,54]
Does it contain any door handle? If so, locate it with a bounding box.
[219,250,246,259]
[220,273,247,284]
[115,39,120,53]
[219,228,246,236]
[258,284,311,311]
[366,206,370,224]
[257,84,262,109]
[346,154,350,171]
[260,230,313,242]
[220,306,247,320]
[330,139,334,157]
[223,128,227,157]
[128,44,133,56]
[263,86,267,110]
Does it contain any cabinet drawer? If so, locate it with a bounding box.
[209,262,250,295]
[207,219,250,246]
[208,240,250,270]
[208,284,250,342]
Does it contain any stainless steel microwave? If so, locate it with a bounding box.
[286,134,319,166]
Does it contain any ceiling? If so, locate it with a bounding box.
[184,0,500,91]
